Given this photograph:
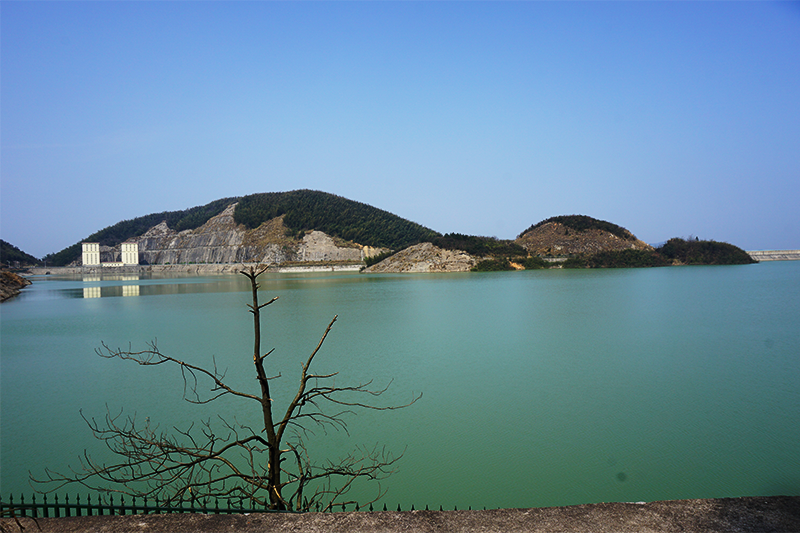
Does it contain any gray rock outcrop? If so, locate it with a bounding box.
[132,203,371,265]
[364,242,477,273]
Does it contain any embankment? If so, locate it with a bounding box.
[2,496,798,533]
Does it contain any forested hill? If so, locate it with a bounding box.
[1,240,40,266]
[44,190,440,266]
[234,190,439,249]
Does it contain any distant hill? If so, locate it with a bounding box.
[657,238,756,265]
[45,190,439,266]
[39,194,758,270]
[518,215,636,241]
[1,239,40,266]
[516,215,652,256]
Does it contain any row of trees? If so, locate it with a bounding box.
[471,256,550,272]
[430,234,526,258]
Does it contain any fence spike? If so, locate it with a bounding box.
[383,503,387,511]
[369,503,374,512]
[397,503,401,512]
[411,504,415,511]
[355,503,359,512]
[440,505,443,511]
[342,502,346,512]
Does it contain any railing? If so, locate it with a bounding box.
[1,494,478,518]
[0,493,290,518]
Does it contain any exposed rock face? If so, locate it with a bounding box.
[364,243,477,273]
[133,203,369,265]
[299,231,362,262]
[0,271,31,302]
[517,222,652,256]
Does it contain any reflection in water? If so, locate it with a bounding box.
[83,286,102,298]
[122,284,140,297]
[82,274,140,298]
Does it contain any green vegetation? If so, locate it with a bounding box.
[657,238,756,265]
[431,233,526,257]
[363,250,398,268]
[1,240,40,266]
[44,198,238,266]
[234,190,439,249]
[519,215,635,241]
[471,258,516,272]
[518,256,550,269]
[471,255,550,272]
[561,239,755,269]
[563,249,670,269]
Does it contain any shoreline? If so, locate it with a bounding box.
[21,249,800,277]
[25,262,364,276]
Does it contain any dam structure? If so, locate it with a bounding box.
[747,250,800,261]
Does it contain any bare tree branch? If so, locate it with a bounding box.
[33,264,421,511]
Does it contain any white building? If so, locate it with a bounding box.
[82,243,100,266]
[121,242,139,265]
[81,241,139,267]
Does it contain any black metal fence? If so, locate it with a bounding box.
[0,493,289,518]
[1,494,472,518]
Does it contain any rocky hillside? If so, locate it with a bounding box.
[0,271,31,302]
[363,243,478,273]
[101,203,385,266]
[516,215,651,256]
[45,190,436,266]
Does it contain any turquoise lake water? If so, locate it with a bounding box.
[1,262,799,509]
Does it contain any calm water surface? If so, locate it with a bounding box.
[1,263,799,509]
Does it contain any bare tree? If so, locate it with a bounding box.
[34,265,420,511]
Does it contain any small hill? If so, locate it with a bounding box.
[1,239,40,266]
[657,238,756,265]
[363,242,478,273]
[516,215,652,256]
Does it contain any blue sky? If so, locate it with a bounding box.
[2,1,799,258]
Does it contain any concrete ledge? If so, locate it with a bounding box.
[2,496,799,533]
